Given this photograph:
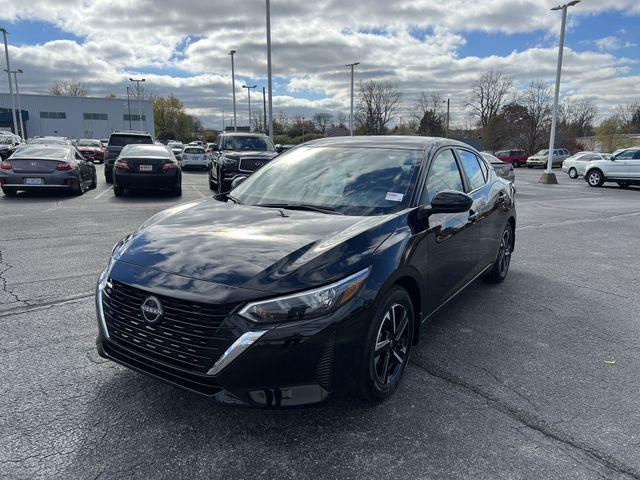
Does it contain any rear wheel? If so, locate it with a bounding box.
[586,170,605,187]
[358,286,414,402]
[2,187,17,197]
[72,176,84,196]
[105,171,113,183]
[483,223,514,283]
[568,167,578,179]
[89,172,97,189]
[113,185,124,197]
[513,160,520,168]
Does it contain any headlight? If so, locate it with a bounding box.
[239,268,369,323]
[219,155,237,166]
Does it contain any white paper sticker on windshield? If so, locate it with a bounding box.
[385,192,404,202]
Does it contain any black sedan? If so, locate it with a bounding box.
[1,144,96,196]
[112,144,181,197]
[96,136,516,407]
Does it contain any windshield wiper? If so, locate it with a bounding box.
[254,203,343,215]
[225,193,244,205]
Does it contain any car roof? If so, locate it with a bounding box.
[110,131,152,137]
[219,132,270,138]
[303,135,474,152]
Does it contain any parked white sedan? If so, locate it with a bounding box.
[179,146,209,170]
[562,152,610,179]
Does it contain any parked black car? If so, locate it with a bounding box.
[1,144,96,196]
[0,134,21,160]
[96,136,516,407]
[112,144,181,197]
[208,132,279,193]
[104,131,154,183]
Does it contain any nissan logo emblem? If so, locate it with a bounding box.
[141,296,163,324]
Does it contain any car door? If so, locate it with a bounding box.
[609,149,634,179]
[456,148,505,269]
[418,148,480,314]
[627,150,640,180]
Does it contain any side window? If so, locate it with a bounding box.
[422,149,464,204]
[616,150,635,160]
[457,149,486,191]
[633,151,640,160]
[478,156,489,181]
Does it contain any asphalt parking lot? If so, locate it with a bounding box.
[1,165,639,479]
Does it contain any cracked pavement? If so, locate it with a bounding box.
[1,166,639,479]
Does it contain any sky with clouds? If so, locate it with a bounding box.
[1,0,639,129]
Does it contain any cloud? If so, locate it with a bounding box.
[1,0,639,128]
[592,36,637,51]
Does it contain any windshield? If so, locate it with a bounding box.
[168,142,183,148]
[222,136,274,152]
[184,147,205,154]
[109,135,153,147]
[535,149,549,156]
[232,146,422,216]
[78,139,101,147]
[28,138,67,145]
[13,147,70,159]
[0,137,12,145]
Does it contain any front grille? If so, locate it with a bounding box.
[102,280,239,374]
[239,158,269,172]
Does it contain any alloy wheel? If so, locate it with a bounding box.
[374,303,410,387]
[588,172,601,186]
[569,168,577,179]
[497,228,512,276]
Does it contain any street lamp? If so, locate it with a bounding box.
[442,98,450,138]
[540,0,580,184]
[1,28,18,136]
[243,85,257,132]
[9,69,25,139]
[125,86,133,129]
[346,62,360,136]
[229,50,237,132]
[129,77,146,131]
[265,0,274,139]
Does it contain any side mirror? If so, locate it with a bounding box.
[419,190,473,219]
[275,144,286,153]
[230,175,248,189]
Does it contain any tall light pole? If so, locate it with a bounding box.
[265,0,274,140]
[1,28,18,136]
[243,84,257,132]
[441,98,450,138]
[129,77,146,131]
[346,62,359,136]
[125,86,133,129]
[262,86,267,133]
[10,69,25,139]
[228,50,237,132]
[541,0,580,184]
[222,110,226,131]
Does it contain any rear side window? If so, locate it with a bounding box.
[109,135,153,147]
[423,149,464,203]
[457,149,486,191]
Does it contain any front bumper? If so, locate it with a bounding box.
[95,261,369,407]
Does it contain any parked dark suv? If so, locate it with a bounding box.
[208,133,279,193]
[104,131,154,183]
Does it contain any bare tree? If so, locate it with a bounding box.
[335,112,348,128]
[563,97,598,137]
[614,102,640,133]
[517,80,552,154]
[312,112,333,134]
[49,79,88,97]
[412,92,445,136]
[355,80,401,135]
[466,70,513,127]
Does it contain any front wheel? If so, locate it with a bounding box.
[358,286,414,402]
[568,167,578,179]
[482,223,514,283]
[513,160,520,168]
[586,170,605,187]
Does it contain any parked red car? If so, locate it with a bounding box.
[76,139,104,164]
[495,149,528,168]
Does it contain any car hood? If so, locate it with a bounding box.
[220,150,278,160]
[116,198,399,293]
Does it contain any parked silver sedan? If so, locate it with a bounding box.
[562,152,611,179]
[481,153,515,183]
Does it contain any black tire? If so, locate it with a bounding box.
[2,187,17,197]
[218,180,230,194]
[358,286,414,402]
[527,165,533,169]
[89,173,97,190]
[209,179,216,191]
[617,182,630,189]
[173,184,182,196]
[482,223,514,284]
[568,167,578,179]
[586,169,605,187]
[113,185,124,197]
[72,176,84,196]
[105,171,113,183]
[513,160,520,168]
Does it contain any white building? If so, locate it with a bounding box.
[0,93,154,140]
